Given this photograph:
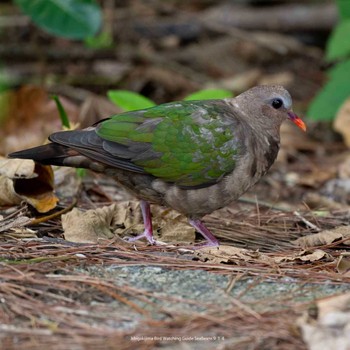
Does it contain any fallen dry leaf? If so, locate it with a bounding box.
[336,253,350,275]
[62,201,195,244]
[303,192,346,211]
[196,247,332,266]
[196,245,273,264]
[298,293,350,350]
[62,205,117,243]
[294,226,350,248]
[0,85,79,155]
[112,200,143,232]
[273,249,333,263]
[337,153,350,179]
[334,97,350,147]
[0,157,58,213]
[113,201,195,244]
[153,207,195,244]
[295,168,336,188]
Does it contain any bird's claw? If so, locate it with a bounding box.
[124,231,167,246]
[124,231,155,244]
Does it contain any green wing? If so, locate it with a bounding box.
[96,100,240,188]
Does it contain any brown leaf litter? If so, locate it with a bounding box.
[334,97,350,147]
[294,226,350,248]
[298,293,350,350]
[0,236,348,350]
[336,253,350,275]
[0,85,79,155]
[0,157,58,213]
[62,202,195,244]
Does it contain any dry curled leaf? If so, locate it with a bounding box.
[303,192,345,211]
[62,201,195,244]
[273,249,333,263]
[294,226,350,248]
[153,207,195,244]
[336,253,350,275]
[196,245,273,264]
[62,205,117,243]
[338,154,350,179]
[0,85,79,155]
[112,201,195,244]
[298,293,350,350]
[334,97,350,147]
[0,157,58,213]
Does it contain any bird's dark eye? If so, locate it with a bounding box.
[271,98,283,109]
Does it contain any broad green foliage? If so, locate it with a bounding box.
[308,0,350,120]
[14,0,102,40]
[308,60,350,121]
[108,89,233,112]
[108,90,156,111]
[184,89,233,101]
[336,0,350,20]
[326,21,350,61]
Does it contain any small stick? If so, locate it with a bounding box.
[293,211,320,232]
[28,198,77,226]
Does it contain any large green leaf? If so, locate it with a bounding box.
[326,20,350,61]
[307,60,350,121]
[108,90,156,112]
[14,0,101,40]
[336,0,350,20]
[184,89,233,101]
[328,58,350,78]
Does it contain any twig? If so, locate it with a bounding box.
[293,211,320,232]
[29,198,77,226]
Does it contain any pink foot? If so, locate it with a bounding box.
[125,229,156,245]
[124,200,158,245]
[189,219,220,249]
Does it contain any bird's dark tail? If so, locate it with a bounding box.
[8,143,79,167]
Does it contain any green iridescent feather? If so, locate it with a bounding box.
[96,100,239,187]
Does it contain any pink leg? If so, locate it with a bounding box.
[189,219,220,249]
[125,200,156,244]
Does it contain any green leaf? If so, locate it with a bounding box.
[0,70,7,94]
[336,0,350,20]
[184,89,233,101]
[326,20,350,61]
[14,0,102,40]
[329,58,350,78]
[76,168,86,178]
[307,60,350,121]
[52,95,70,128]
[85,31,113,49]
[108,90,156,111]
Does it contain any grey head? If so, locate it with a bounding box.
[225,85,305,133]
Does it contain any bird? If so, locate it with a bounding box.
[9,85,306,248]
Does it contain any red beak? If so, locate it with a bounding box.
[288,112,306,131]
